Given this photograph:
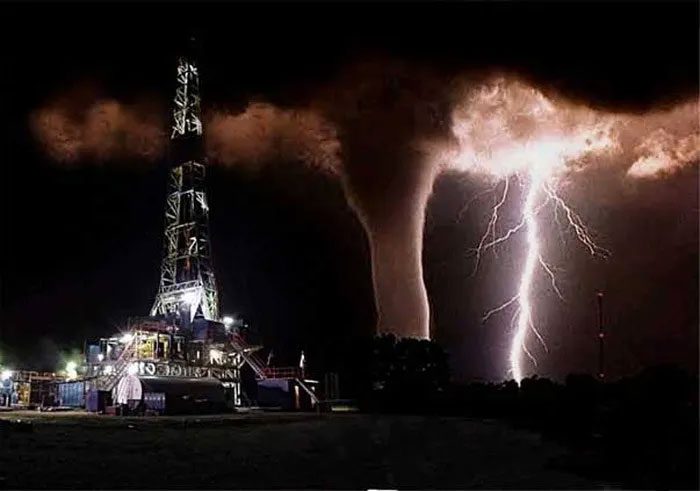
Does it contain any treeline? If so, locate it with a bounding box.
[361,334,699,489]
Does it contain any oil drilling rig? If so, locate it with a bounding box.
[75,41,319,414]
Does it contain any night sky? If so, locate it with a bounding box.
[3,2,698,384]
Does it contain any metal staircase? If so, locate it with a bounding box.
[229,333,319,405]
[293,378,319,406]
[98,337,137,391]
[229,333,268,379]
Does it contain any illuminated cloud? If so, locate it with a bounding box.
[442,75,698,181]
[625,102,699,179]
[205,102,341,176]
[31,99,166,163]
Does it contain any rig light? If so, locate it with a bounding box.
[65,361,78,380]
[180,291,199,305]
[1,369,12,381]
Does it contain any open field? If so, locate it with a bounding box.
[0,411,602,489]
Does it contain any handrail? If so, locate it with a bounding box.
[230,333,318,406]
[294,377,320,406]
[229,334,267,379]
[264,367,301,379]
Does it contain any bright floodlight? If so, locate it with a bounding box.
[180,291,199,305]
[127,363,139,376]
[1,369,12,381]
[223,316,234,327]
[97,353,104,362]
[120,333,134,344]
[65,361,78,380]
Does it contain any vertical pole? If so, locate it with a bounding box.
[597,291,605,381]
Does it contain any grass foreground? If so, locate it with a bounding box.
[0,410,603,489]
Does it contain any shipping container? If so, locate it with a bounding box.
[57,381,85,407]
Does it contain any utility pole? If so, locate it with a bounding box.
[597,291,605,381]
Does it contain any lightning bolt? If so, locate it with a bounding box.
[446,76,624,383]
[449,75,693,384]
[473,168,606,383]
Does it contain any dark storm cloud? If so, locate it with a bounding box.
[26,58,698,347]
[13,0,698,379]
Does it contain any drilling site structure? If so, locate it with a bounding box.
[80,47,247,411]
[73,45,320,413]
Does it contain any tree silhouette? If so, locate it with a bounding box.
[367,334,450,411]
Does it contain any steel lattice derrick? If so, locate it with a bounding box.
[152,52,219,323]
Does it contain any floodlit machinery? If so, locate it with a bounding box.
[83,316,319,409]
[0,370,64,408]
[84,317,249,407]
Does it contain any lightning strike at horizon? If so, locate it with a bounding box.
[474,168,606,383]
[448,77,621,383]
[511,170,544,382]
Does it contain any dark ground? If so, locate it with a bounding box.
[0,411,604,489]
